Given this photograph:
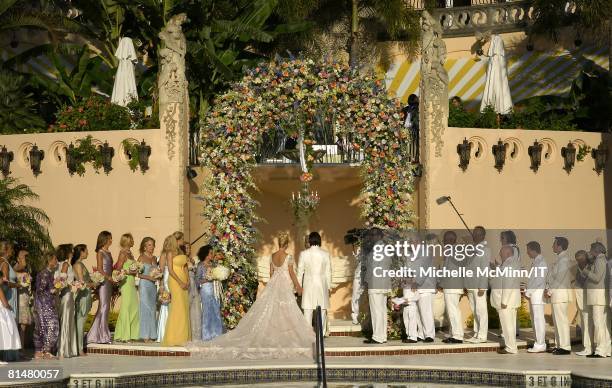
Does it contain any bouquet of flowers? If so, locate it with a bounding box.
[90,271,106,286]
[53,274,68,291]
[159,289,171,305]
[18,273,31,288]
[148,267,162,280]
[112,269,126,283]
[72,280,86,292]
[128,261,144,274]
[212,265,231,281]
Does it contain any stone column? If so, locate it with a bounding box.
[418,11,449,229]
[158,13,190,235]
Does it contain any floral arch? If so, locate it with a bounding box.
[200,58,416,328]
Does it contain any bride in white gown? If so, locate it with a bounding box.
[187,232,315,360]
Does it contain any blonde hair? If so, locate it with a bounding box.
[277,232,290,248]
[172,231,184,241]
[139,237,155,254]
[119,233,134,249]
[162,235,179,257]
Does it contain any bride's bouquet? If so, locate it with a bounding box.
[128,261,144,274]
[159,289,171,305]
[53,274,68,291]
[211,265,231,281]
[18,273,31,288]
[149,267,162,280]
[112,269,126,283]
[90,271,106,286]
[71,280,86,293]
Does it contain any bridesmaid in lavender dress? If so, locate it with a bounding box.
[33,252,59,359]
[87,231,114,345]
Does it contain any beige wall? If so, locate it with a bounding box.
[1,129,182,269]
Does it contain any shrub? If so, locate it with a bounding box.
[53,96,130,132]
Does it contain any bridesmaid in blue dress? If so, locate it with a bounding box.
[0,241,19,361]
[87,231,114,345]
[196,245,223,341]
[138,237,158,342]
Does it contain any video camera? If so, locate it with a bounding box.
[343,228,365,245]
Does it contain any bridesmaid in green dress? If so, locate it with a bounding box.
[72,244,93,356]
[114,234,140,342]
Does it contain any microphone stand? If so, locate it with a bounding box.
[442,196,473,239]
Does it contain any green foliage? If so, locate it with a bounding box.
[66,135,104,176]
[0,70,45,134]
[52,95,131,132]
[0,177,53,271]
[577,145,591,162]
[121,139,141,172]
[466,297,531,330]
[126,99,159,129]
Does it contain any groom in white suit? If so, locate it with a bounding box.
[297,232,332,336]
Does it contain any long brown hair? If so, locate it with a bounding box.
[139,237,155,254]
[95,231,112,252]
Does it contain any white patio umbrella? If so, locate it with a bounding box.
[480,34,513,114]
[111,37,138,107]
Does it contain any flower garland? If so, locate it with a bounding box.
[200,58,415,328]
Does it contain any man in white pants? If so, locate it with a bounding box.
[524,241,548,353]
[350,243,363,325]
[574,250,593,356]
[580,242,611,358]
[414,233,438,342]
[545,237,572,355]
[441,231,464,344]
[465,226,490,343]
[364,228,390,344]
[492,246,521,354]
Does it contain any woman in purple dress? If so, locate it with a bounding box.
[87,231,114,345]
[33,252,59,359]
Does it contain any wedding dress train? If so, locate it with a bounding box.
[186,255,315,360]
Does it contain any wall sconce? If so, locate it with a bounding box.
[591,142,608,175]
[457,138,471,171]
[137,140,151,173]
[412,163,423,178]
[527,140,542,172]
[66,143,77,175]
[561,142,576,174]
[99,141,114,174]
[492,139,506,172]
[0,145,14,177]
[29,144,45,176]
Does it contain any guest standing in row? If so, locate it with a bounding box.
[13,247,32,356]
[545,237,572,355]
[0,241,19,361]
[138,237,158,342]
[524,241,548,353]
[87,231,114,345]
[34,252,59,359]
[0,286,21,365]
[72,244,93,356]
[197,245,223,340]
[188,243,202,341]
[114,233,140,342]
[156,236,172,343]
[56,244,78,358]
[162,234,191,346]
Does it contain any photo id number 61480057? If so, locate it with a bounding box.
[2,368,62,381]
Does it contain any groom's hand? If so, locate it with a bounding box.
[296,286,303,295]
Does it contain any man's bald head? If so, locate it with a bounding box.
[500,245,514,262]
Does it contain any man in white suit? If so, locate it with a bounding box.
[297,232,332,336]
[524,241,548,353]
[545,237,572,355]
[414,233,438,342]
[579,242,611,358]
[364,228,390,344]
[574,250,593,356]
[441,231,465,344]
[465,226,490,344]
[492,245,521,354]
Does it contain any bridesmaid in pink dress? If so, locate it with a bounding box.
[87,231,114,344]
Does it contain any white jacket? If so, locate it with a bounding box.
[297,246,332,309]
[525,255,548,305]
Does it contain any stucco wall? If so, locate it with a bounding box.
[1,129,182,270]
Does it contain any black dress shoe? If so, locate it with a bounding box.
[417,337,424,342]
[402,338,417,343]
[552,349,571,355]
[449,338,463,344]
[442,338,452,343]
[547,347,557,353]
[423,337,435,343]
[363,339,384,344]
[586,354,605,358]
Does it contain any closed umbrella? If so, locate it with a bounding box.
[480,34,512,115]
[111,37,138,107]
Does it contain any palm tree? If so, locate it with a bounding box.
[0,69,45,134]
[0,178,53,269]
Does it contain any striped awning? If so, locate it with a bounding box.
[385,46,608,109]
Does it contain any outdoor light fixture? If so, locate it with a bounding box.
[66,143,76,175]
[591,142,608,175]
[528,140,542,172]
[137,140,152,173]
[0,145,14,177]
[492,139,506,172]
[99,141,114,174]
[29,144,44,176]
[457,138,471,172]
[412,163,423,178]
[186,166,198,180]
[561,142,576,174]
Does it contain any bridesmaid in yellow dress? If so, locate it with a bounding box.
[162,234,191,346]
